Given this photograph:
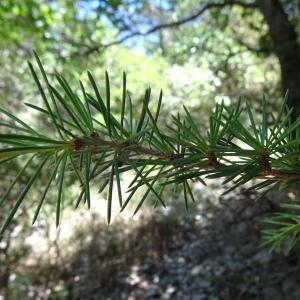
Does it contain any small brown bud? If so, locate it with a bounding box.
[90,131,99,138]
[73,139,85,150]
[259,149,272,173]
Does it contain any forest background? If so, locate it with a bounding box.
[0,0,300,299]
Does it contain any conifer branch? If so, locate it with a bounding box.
[1,53,300,250]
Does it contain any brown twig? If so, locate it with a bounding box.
[70,134,300,183]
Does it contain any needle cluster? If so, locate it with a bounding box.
[1,53,300,250]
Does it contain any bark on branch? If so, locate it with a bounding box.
[72,1,257,56]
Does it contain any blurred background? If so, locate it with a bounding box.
[1,0,300,299]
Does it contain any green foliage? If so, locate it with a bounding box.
[262,203,300,252]
[1,54,300,251]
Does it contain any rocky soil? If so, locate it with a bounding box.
[67,184,300,300]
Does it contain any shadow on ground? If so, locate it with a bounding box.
[62,187,300,300]
[1,185,300,300]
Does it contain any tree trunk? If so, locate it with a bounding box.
[256,0,300,120]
